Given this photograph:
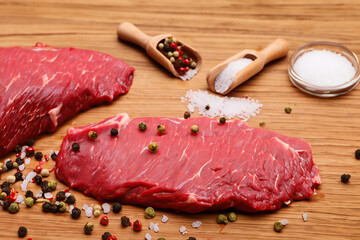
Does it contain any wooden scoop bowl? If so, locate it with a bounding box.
[117,22,202,79]
[207,39,288,95]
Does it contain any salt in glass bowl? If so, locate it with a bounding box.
[288,41,360,97]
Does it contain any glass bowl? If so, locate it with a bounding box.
[288,41,360,97]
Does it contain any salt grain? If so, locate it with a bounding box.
[68,205,74,214]
[15,194,24,203]
[24,158,31,165]
[21,145,28,152]
[4,159,10,163]
[302,213,308,222]
[192,221,202,228]
[35,191,43,198]
[161,215,169,223]
[280,219,288,226]
[294,50,356,87]
[21,172,37,192]
[149,222,160,233]
[180,69,197,81]
[55,201,59,206]
[145,233,152,240]
[102,203,111,214]
[215,58,253,93]
[65,192,71,198]
[183,90,262,120]
[0,200,3,206]
[20,152,26,159]
[179,226,187,235]
[44,192,53,199]
[18,164,25,171]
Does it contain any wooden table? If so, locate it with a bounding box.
[1,0,360,239]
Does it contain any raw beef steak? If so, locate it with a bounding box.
[0,44,134,157]
[56,113,320,213]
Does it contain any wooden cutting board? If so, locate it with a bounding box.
[1,0,360,239]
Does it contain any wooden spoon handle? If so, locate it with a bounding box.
[117,22,151,49]
[260,39,288,65]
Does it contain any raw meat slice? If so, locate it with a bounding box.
[56,113,320,213]
[0,44,134,157]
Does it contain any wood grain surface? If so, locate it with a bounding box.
[1,0,360,239]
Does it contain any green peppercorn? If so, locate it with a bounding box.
[139,122,147,131]
[184,111,191,119]
[284,107,292,114]
[144,206,156,219]
[88,131,98,140]
[165,38,172,44]
[1,163,7,173]
[58,201,66,213]
[121,216,130,227]
[71,207,81,219]
[273,221,283,232]
[170,57,175,63]
[177,45,182,51]
[113,202,122,213]
[8,202,20,213]
[0,192,7,200]
[158,43,164,50]
[48,180,57,191]
[12,162,18,169]
[148,142,158,153]
[157,125,165,134]
[219,117,226,124]
[40,168,50,177]
[216,214,228,224]
[167,51,173,58]
[190,61,197,69]
[190,125,199,134]
[72,143,80,151]
[173,51,179,58]
[158,238,166,240]
[94,209,101,217]
[14,145,22,153]
[84,222,94,234]
[172,38,177,43]
[66,195,76,204]
[228,212,237,222]
[18,226,27,238]
[25,197,34,207]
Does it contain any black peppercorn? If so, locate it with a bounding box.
[66,195,76,204]
[341,174,351,183]
[51,153,57,161]
[25,190,34,198]
[111,128,118,136]
[102,232,112,240]
[34,175,42,185]
[184,111,191,119]
[72,143,80,151]
[113,202,122,213]
[1,187,10,196]
[50,204,59,213]
[121,216,130,227]
[26,139,35,146]
[5,161,13,170]
[187,237,196,240]
[42,202,52,213]
[205,105,210,110]
[41,180,50,193]
[56,191,66,201]
[14,145,22,153]
[2,200,10,210]
[163,43,170,52]
[14,172,23,182]
[25,148,34,157]
[15,157,24,166]
[18,226,27,238]
[219,117,226,124]
[1,181,10,189]
[34,152,43,160]
[355,149,360,160]
[71,207,81,219]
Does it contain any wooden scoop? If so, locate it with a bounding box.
[117,22,202,79]
[207,39,288,95]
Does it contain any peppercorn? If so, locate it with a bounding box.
[25,190,33,198]
[113,202,122,213]
[51,152,57,160]
[42,202,52,213]
[2,187,10,196]
[25,197,34,208]
[6,161,13,170]
[66,195,76,204]
[219,117,226,124]
[35,165,42,174]
[216,214,228,224]
[184,111,191,119]
[355,149,360,160]
[47,180,56,191]
[284,107,292,114]
[7,175,16,184]
[26,138,35,146]
[72,143,80,151]
[158,238,166,240]
[163,43,170,52]
[3,200,10,210]
[100,216,109,226]
[205,105,210,110]
[58,201,66,213]
[133,219,142,231]
[273,221,283,232]
[14,145,22,153]
[170,57,175,63]
[148,142,158,153]
[15,157,24,166]
[158,43,164,50]
[173,51,180,58]
[18,226,27,238]
[94,209,101,217]
[56,191,65,201]
[157,125,165,134]
[13,162,19,169]
[167,52,173,58]
[190,125,199,134]
[259,121,265,127]
[144,206,156,219]
[1,163,7,173]
[102,232,112,240]
[341,174,351,183]
[25,147,34,157]
[121,216,130,227]
[41,169,50,177]
[14,172,23,182]
[41,181,50,193]
[50,204,58,213]
[88,131,98,140]
[228,212,237,222]
[34,175,42,185]
[110,128,118,136]
[34,152,43,160]
[190,62,197,69]
[84,222,94,234]
[0,192,6,200]
[1,181,10,189]
[8,202,20,213]
[94,204,102,211]
[187,238,196,240]
[71,207,81,219]
[139,122,147,131]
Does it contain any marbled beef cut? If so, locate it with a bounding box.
[56,113,320,213]
[0,44,134,157]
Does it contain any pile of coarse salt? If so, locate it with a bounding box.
[182,90,262,121]
[215,58,253,93]
[293,50,356,87]
[180,69,197,81]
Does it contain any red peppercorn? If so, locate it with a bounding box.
[16,153,21,157]
[133,220,142,231]
[35,42,43,47]
[26,147,34,152]
[100,216,109,226]
[107,236,117,240]
[183,59,190,65]
[178,67,185,73]
[35,165,42,174]
[170,42,177,49]
[7,188,18,203]
[178,56,182,60]
[184,67,189,71]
